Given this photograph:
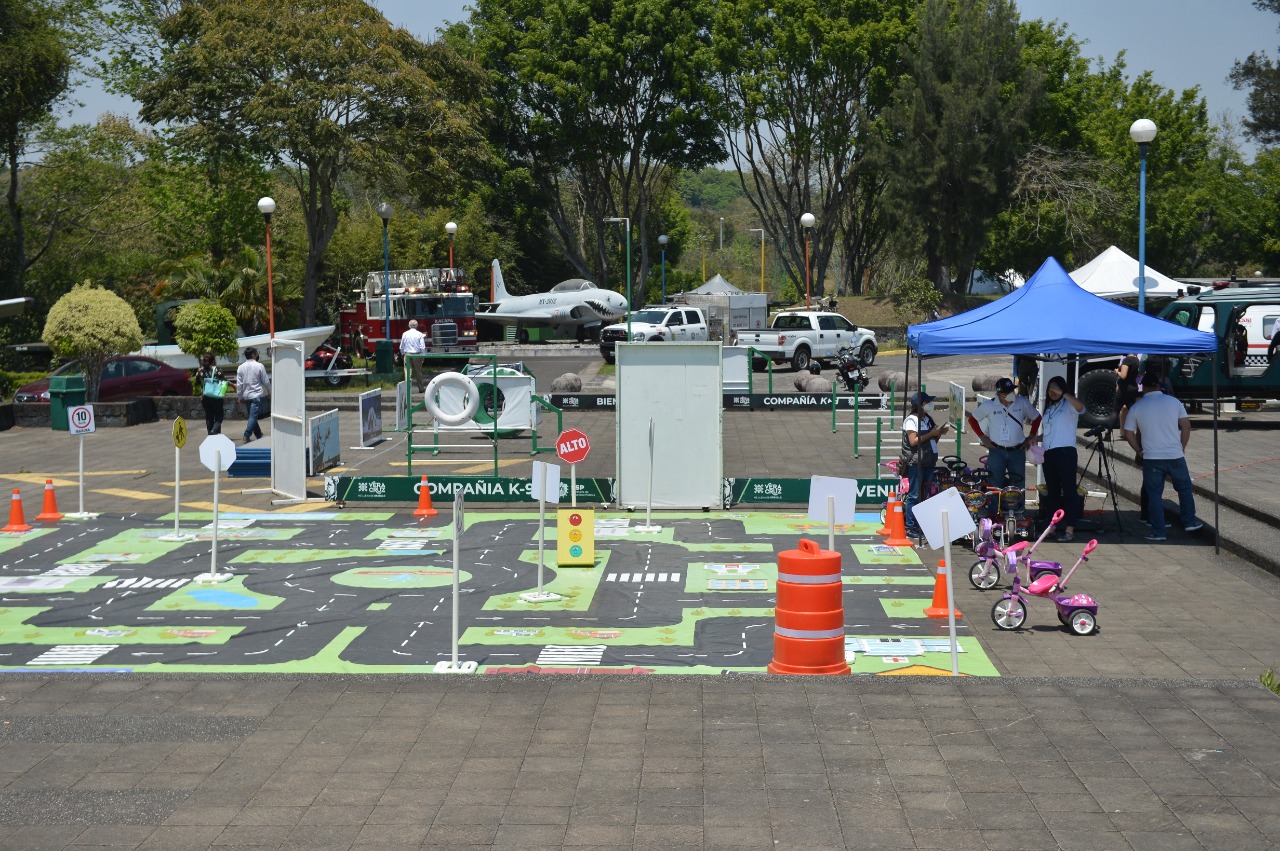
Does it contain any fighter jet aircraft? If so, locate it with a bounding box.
[477,260,629,342]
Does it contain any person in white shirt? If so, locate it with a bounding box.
[900,391,950,540]
[966,377,1041,518]
[1123,372,1202,541]
[400,319,427,392]
[235,347,270,444]
[1034,376,1084,541]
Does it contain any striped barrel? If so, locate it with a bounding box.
[767,539,851,676]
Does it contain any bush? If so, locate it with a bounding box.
[43,284,144,402]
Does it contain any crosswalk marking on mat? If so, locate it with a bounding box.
[536,645,606,666]
[27,645,118,666]
[606,572,681,583]
[102,577,189,589]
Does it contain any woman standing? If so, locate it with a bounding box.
[1036,376,1084,542]
[900,391,949,541]
[195,353,227,435]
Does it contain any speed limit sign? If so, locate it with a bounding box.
[68,405,96,435]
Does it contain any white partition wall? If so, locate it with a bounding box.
[616,342,722,509]
[268,340,307,501]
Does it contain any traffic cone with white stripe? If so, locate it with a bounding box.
[36,479,63,523]
[2,489,32,533]
[884,497,915,548]
[925,559,962,619]
[414,476,438,517]
[878,491,897,537]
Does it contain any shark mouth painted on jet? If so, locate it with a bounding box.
[585,299,621,318]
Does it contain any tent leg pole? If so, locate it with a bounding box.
[1213,351,1219,555]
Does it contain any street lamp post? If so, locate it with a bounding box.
[1130,118,1157,315]
[257,197,276,338]
[445,221,458,268]
[604,217,632,338]
[800,212,815,310]
[747,228,766,293]
[658,234,669,304]
[377,202,394,340]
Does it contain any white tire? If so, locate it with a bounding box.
[424,372,481,425]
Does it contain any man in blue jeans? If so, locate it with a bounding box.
[967,377,1041,522]
[236,347,271,444]
[1123,371,1203,541]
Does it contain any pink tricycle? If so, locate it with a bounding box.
[969,509,1066,591]
[990,539,1101,636]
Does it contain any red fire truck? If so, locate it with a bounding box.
[338,267,479,358]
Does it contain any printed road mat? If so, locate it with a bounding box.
[0,511,996,677]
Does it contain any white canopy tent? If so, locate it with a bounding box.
[1066,245,1184,299]
[690,274,745,295]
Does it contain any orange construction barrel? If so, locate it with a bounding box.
[767,538,851,676]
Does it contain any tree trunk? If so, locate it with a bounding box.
[3,138,24,300]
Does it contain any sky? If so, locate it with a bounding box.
[64,0,1280,157]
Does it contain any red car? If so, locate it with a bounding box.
[13,356,193,403]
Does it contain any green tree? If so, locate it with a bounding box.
[469,0,725,294]
[42,283,144,401]
[173,300,237,359]
[160,244,301,335]
[133,0,471,326]
[1230,0,1280,146]
[712,0,914,296]
[0,0,87,299]
[877,0,1042,292]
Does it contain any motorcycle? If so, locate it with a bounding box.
[835,345,870,392]
[305,342,355,388]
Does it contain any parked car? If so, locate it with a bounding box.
[12,356,193,403]
[737,310,877,372]
[598,306,710,364]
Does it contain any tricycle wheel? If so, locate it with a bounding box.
[1066,609,1097,636]
[991,597,1026,630]
[969,560,999,590]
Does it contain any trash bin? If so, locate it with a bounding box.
[49,374,86,431]
[374,340,395,375]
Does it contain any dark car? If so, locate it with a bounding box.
[13,356,193,403]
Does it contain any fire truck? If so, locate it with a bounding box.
[338,267,479,358]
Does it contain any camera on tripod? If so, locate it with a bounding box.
[1084,424,1111,439]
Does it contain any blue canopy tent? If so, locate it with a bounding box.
[905,257,1221,548]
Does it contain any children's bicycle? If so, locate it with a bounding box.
[991,539,1101,636]
[969,509,1064,590]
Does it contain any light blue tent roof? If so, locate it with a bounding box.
[907,257,1218,357]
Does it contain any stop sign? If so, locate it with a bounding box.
[556,428,590,464]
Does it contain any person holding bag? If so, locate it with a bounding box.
[901,391,949,541]
[195,352,228,435]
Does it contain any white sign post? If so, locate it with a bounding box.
[808,476,858,552]
[520,461,562,603]
[910,487,978,676]
[64,405,99,519]
[160,418,193,541]
[435,490,477,673]
[196,434,237,584]
[634,419,661,532]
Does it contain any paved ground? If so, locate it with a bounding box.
[1,349,1279,849]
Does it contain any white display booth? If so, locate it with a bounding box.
[615,341,723,509]
[242,339,308,504]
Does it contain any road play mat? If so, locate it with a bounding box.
[0,511,997,677]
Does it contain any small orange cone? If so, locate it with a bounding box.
[2,489,33,533]
[36,479,63,523]
[413,475,438,517]
[925,559,962,619]
[884,498,914,548]
[877,491,897,537]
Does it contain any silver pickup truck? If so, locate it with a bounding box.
[737,310,877,372]
[598,306,710,364]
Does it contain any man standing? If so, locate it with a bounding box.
[967,377,1041,519]
[236,347,270,445]
[1123,372,1203,541]
[400,319,427,393]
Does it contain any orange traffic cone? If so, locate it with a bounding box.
[413,475,438,517]
[2,489,32,533]
[925,559,962,619]
[883,498,914,547]
[877,491,897,537]
[35,479,63,523]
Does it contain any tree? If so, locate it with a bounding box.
[469,0,726,295]
[877,0,1042,292]
[712,0,914,296]
[173,300,237,360]
[160,244,301,335]
[133,0,471,326]
[1230,0,1280,146]
[42,283,144,401]
[0,0,85,299]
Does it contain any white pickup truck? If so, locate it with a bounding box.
[737,310,878,372]
[598,306,710,364]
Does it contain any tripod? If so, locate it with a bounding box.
[1077,426,1124,540]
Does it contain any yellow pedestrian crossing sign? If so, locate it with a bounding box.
[173,417,187,449]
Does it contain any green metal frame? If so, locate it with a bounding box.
[746,346,774,396]
[529,395,562,456]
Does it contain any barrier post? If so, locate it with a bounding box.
[874,417,883,472]
[853,385,860,458]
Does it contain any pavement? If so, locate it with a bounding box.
[1,349,1279,849]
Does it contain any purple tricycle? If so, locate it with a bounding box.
[991,538,1101,636]
[969,509,1066,591]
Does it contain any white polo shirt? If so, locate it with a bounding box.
[973,395,1040,448]
[1040,397,1081,450]
[400,327,426,354]
[1124,391,1187,460]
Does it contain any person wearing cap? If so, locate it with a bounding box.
[400,319,427,392]
[900,391,950,540]
[966,377,1041,519]
[235,347,270,444]
[1123,371,1202,541]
